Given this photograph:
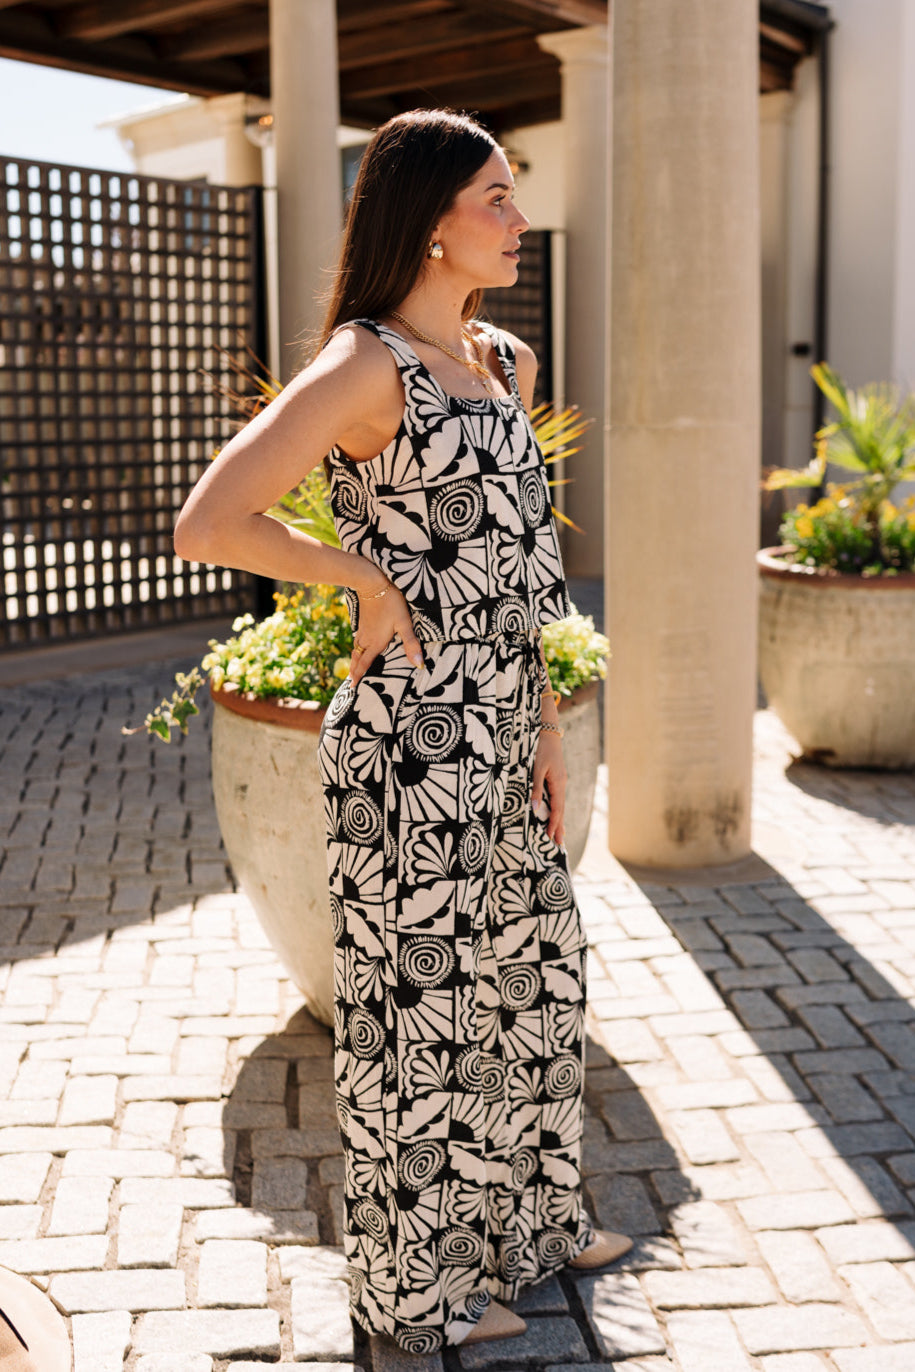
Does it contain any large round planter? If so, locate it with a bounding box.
[557,681,601,870]
[210,679,602,1025]
[210,686,335,1026]
[758,547,915,768]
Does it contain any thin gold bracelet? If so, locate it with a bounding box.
[362,583,389,601]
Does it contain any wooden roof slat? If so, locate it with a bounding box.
[57,0,246,42]
[336,0,450,33]
[338,9,530,70]
[490,94,561,131]
[0,6,260,95]
[406,63,558,110]
[759,20,808,54]
[455,0,605,27]
[341,35,555,101]
[158,10,266,62]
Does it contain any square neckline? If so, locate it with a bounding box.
[373,319,523,411]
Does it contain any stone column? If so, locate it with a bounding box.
[538,26,609,577]
[606,0,761,866]
[269,0,342,378]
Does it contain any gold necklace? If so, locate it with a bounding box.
[389,310,495,396]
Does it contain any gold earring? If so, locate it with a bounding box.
[428,240,444,260]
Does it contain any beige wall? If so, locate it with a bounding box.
[827,0,909,388]
[113,93,264,186]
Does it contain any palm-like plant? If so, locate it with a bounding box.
[765,363,915,541]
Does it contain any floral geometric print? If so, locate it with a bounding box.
[317,321,593,1351]
[327,320,572,645]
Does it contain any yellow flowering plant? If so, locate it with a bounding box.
[541,610,610,699]
[764,362,915,574]
[134,584,354,742]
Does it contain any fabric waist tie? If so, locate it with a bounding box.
[416,630,548,716]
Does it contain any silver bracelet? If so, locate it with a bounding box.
[540,721,564,738]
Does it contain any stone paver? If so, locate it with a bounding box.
[71,1309,132,1372]
[4,658,915,1367]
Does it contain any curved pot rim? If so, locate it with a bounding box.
[210,682,327,733]
[557,679,600,711]
[211,677,602,729]
[757,546,915,589]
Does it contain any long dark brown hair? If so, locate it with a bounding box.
[319,109,497,346]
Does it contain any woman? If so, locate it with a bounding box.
[175,109,630,1352]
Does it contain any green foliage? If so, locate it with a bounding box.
[124,669,204,744]
[781,492,915,575]
[541,608,610,699]
[765,362,915,572]
[201,585,353,706]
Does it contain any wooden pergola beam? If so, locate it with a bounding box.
[341,34,554,101]
[57,0,243,42]
[457,0,606,26]
[0,7,260,95]
[336,0,449,32]
[759,20,808,54]
[339,9,529,69]
[409,63,558,111]
[158,12,268,62]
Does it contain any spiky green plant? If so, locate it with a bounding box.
[207,346,591,543]
[764,363,915,571]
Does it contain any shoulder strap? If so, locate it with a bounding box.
[475,320,522,401]
[328,318,419,376]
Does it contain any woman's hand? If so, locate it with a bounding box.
[348,570,424,686]
[531,731,567,845]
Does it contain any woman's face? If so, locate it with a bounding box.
[433,147,531,291]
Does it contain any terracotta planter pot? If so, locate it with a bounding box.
[758,547,915,768]
[210,678,603,1024]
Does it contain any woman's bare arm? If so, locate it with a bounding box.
[174,326,402,593]
[174,325,425,677]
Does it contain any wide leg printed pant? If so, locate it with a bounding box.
[317,630,593,1353]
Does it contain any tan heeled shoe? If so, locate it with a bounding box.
[0,1268,70,1372]
[568,1229,633,1270]
[462,1300,527,1345]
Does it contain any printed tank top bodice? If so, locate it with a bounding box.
[327,319,572,643]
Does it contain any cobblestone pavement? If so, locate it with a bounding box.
[2,652,915,1372]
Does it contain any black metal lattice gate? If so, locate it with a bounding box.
[0,157,262,650]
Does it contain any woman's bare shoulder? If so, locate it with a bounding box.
[299,321,399,391]
[284,322,403,459]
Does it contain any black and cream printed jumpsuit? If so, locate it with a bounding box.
[317,320,593,1353]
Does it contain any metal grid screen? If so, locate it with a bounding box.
[0,157,261,649]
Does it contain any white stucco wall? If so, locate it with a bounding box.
[827,0,908,387]
[111,93,264,186]
[894,0,915,389]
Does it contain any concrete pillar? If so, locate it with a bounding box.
[270,0,342,377]
[606,0,761,867]
[538,27,609,576]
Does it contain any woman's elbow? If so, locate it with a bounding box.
[174,507,218,565]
